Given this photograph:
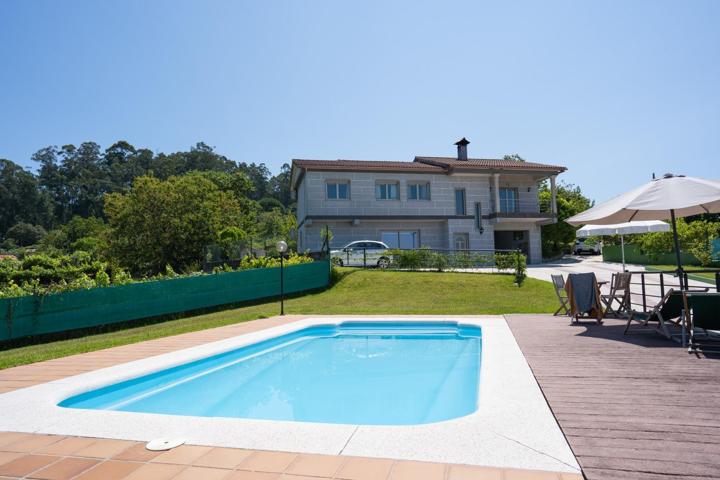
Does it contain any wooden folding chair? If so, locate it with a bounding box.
[683,292,720,353]
[625,289,684,338]
[565,273,604,324]
[551,274,570,316]
[601,272,632,318]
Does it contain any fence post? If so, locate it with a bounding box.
[641,273,647,312]
[363,248,367,268]
[716,272,720,293]
[659,273,665,299]
[683,272,689,291]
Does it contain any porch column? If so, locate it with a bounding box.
[493,173,500,213]
[550,175,557,215]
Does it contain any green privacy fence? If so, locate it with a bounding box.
[602,244,698,266]
[1,260,330,341]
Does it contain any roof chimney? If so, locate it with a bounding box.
[455,137,470,161]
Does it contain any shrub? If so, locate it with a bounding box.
[5,223,47,247]
[494,251,527,285]
[428,251,447,272]
[0,250,314,299]
[391,249,420,269]
[514,252,527,285]
[494,252,516,271]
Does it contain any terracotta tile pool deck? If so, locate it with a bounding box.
[6,313,716,479]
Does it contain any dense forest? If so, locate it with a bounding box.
[1,141,292,235]
[0,141,303,296]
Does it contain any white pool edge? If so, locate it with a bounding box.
[0,316,580,474]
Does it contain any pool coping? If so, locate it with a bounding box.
[0,315,580,474]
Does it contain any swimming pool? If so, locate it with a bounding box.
[60,321,482,425]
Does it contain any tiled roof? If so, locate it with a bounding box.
[414,156,567,172]
[292,157,567,174]
[292,159,445,172]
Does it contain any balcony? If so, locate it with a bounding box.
[487,198,556,224]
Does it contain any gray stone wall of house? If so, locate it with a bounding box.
[296,170,549,263]
[302,171,492,217]
[300,220,448,252]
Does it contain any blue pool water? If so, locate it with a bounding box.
[60,322,482,425]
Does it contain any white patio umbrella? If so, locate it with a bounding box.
[567,174,720,285]
[576,220,670,271]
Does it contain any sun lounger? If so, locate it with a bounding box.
[626,287,709,339]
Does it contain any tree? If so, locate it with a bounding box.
[258,197,284,211]
[257,208,296,243]
[268,163,293,206]
[152,143,237,179]
[502,154,526,163]
[34,146,68,221]
[103,140,151,189]
[5,223,47,247]
[539,181,593,256]
[34,142,110,220]
[238,162,271,200]
[637,218,720,266]
[682,220,720,266]
[0,159,54,236]
[32,140,244,223]
[104,173,252,275]
[42,216,108,254]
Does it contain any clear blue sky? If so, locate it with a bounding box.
[1,0,718,202]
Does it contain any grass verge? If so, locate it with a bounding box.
[0,269,557,369]
[644,265,719,282]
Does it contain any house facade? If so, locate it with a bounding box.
[290,139,566,264]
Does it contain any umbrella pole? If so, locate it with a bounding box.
[670,209,685,289]
[621,234,626,271]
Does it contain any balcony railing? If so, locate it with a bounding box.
[488,198,551,216]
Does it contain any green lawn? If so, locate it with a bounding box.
[0,269,557,369]
[645,265,719,282]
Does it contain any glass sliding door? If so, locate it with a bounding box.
[399,231,418,249]
[381,231,419,249]
[499,188,519,213]
[381,232,399,249]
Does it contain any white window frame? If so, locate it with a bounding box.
[326,180,350,200]
[407,182,431,201]
[375,181,399,200]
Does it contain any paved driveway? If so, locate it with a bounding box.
[528,255,714,312]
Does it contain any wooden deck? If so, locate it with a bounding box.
[506,314,720,480]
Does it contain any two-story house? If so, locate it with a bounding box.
[290,139,566,264]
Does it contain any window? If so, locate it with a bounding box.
[326,181,349,200]
[381,231,419,249]
[455,189,466,215]
[453,233,469,251]
[375,182,399,200]
[408,182,430,200]
[499,188,519,213]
